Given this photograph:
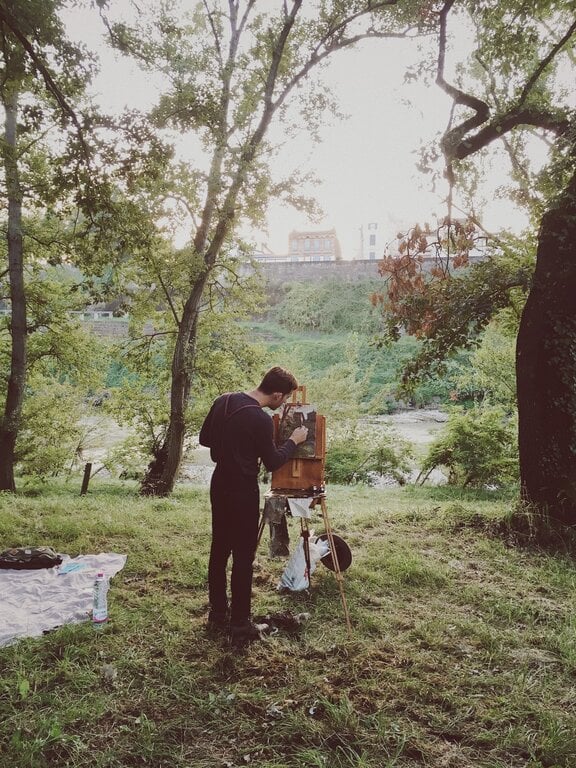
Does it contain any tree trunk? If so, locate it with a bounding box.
[516,165,576,525]
[139,156,240,496]
[140,275,205,495]
[0,88,25,492]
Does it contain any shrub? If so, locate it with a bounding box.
[326,427,413,485]
[420,405,518,488]
[275,279,383,333]
[16,380,84,478]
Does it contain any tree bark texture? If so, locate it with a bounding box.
[0,88,26,492]
[516,166,576,524]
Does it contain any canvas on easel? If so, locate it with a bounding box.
[271,386,325,493]
[276,404,319,459]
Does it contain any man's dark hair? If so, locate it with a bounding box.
[259,366,298,395]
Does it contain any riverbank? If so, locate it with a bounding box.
[79,408,450,486]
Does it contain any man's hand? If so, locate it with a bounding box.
[290,426,308,445]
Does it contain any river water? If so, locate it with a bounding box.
[364,408,448,446]
[181,408,449,486]
[81,408,449,485]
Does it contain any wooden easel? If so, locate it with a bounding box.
[271,386,326,492]
[259,387,352,633]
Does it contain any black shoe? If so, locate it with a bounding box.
[229,620,268,641]
[207,610,229,632]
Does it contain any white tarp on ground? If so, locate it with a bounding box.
[0,552,127,647]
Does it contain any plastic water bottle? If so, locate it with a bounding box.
[92,571,109,629]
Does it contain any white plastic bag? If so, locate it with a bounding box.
[278,534,330,591]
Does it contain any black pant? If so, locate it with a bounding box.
[208,468,260,624]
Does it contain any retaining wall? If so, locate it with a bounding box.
[256,258,382,286]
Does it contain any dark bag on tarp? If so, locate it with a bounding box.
[0,546,62,570]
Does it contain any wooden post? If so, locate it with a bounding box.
[80,463,92,496]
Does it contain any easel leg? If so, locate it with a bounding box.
[320,497,352,634]
[300,518,312,588]
[256,514,266,549]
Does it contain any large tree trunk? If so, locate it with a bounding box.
[516,166,576,525]
[0,88,26,492]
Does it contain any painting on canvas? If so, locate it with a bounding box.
[277,405,319,459]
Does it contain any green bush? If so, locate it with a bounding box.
[452,320,517,407]
[2,313,108,480]
[420,405,518,488]
[16,380,84,478]
[275,278,382,333]
[326,427,413,485]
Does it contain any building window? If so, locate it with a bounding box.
[369,234,376,246]
[325,238,332,250]
[291,239,298,252]
[369,251,376,260]
[368,222,378,230]
[304,238,310,251]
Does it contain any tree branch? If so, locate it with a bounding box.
[314,0,400,54]
[0,5,92,165]
[158,193,199,229]
[264,0,302,112]
[517,16,576,108]
[237,0,257,37]
[436,0,490,161]
[455,108,570,159]
[437,0,573,164]
[204,0,224,70]
[21,231,68,249]
[155,270,181,327]
[277,4,423,114]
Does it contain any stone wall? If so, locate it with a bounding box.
[257,258,382,286]
[256,253,484,288]
[83,320,129,338]
[81,319,159,339]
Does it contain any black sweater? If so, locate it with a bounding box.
[199,392,296,480]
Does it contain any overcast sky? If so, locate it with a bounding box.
[64,3,535,260]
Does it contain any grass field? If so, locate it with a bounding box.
[1,481,575,767]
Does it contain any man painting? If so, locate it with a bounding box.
[199,367,308,640]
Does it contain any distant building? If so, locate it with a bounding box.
[251,229,342,263]
[287,229,341,261]
[359,221,384,261]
